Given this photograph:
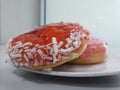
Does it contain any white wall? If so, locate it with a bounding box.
[46,0,120,48]
[0,0,40,44]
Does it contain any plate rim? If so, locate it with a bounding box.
[13,54,120,77]
[15,65,120,77]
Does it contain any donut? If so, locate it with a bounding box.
[7,22,89,69]
[70,37,108,64]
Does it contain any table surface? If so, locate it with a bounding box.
[1,45,120,90]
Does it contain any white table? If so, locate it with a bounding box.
[1,45,120,90]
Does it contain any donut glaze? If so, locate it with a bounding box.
[7,22,89,69]
[70,37,108,64]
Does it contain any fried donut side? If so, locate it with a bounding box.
[7,22,89,69]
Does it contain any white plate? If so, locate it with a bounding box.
[15,54,120,77]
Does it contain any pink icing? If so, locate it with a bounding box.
[79,37,108,64]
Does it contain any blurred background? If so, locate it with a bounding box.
[0,0,40,44]
[0,0,120,48]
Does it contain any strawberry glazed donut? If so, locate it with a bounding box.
[7,22,89,69]
[70,37,108,64]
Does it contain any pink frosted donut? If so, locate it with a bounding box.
[70,37,108,64]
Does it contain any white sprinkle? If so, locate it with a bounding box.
[24,54,29,62]
[37,45,45,48]
[19,49,23,53]
[59,46,74,54]
[13,49,19,53]
[53,44,58,55]
[38,49,45,60]
[34,59,38,66]
[52,54,57,63]
[52,37,57,44]
[70,33,75,40]
[12,42,22,49]
[68,47,74,52]
[24,49,31,52]
[16,41,23,45]
[23,42,32,47]
[52,37,59,63]
[15,41,23,47]
[73,41,79,48]
[50,48,53,55]
[57,41,64,48]
[59,48,67,53]
[10,54,22,58]
[24,47,29,49]
[59,48,66,53]
[35,44,39,47]
[31,47,36,53]
[52,38,58,52]
[75,34,80,41]
[65,44,70,48]
[45,56,53,60]
[66,38,72,44]
[26,52,33,58]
